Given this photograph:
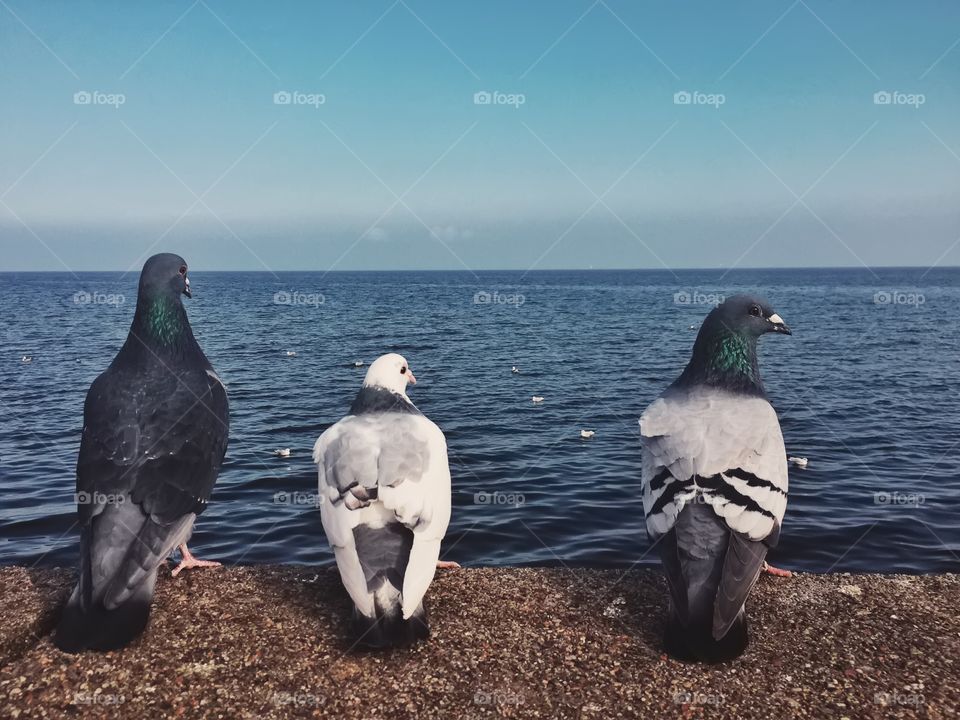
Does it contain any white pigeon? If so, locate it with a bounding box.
[641,294,791,663]
[314,353,453,648]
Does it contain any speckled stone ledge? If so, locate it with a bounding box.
[0,566,956,719]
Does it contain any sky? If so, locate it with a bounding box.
[0,0,958,272]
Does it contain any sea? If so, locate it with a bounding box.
[1,268,957,573]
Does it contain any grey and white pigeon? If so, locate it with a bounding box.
[314,353,454,649]
[54,253,229,652]
[640,294,791,662]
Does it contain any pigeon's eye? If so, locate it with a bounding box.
[749,305,762,317]
[178,265,187,276]
[400,366,407,374]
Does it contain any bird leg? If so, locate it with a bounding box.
[762,561,792,578]
[436,560,461,569]
[171,544,221,577]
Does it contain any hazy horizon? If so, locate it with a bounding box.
[2,1,958,273]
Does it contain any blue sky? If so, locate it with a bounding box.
[0,0,958,271]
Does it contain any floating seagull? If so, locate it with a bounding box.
[531,396,544,403]
[354,360,364,367]
[274,448,291,458]
[285,351,297,357]
[55,254,228,653]
[314,353,455,648]
[21,356,32,363]
[580,430,595,439]
[688,324,696,330]
[511,366,520,373]
[641,294,792,663]
[788,456,808,469]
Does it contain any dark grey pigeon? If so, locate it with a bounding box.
[640,294,791,663]
[54,253,229,653]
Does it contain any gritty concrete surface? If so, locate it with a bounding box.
[0,566,956,719]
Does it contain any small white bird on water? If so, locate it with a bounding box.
[285,351,297,357]
[580,430,595,439]
[511,366,520,374]
[354,360,364,367]
[531,396,544,403]
[21,356,32,363]
[274,448,291,458]
[789,456,808,469]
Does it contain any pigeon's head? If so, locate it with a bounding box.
[704,294,791,338]
[363,353,417,395]
[139,253,191,301]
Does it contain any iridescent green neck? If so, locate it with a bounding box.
[135,295,187,348]
[676,328,765,396]
[709,333,755,381]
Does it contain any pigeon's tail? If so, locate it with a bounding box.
[350,594,429,650]
[664,609,749,664]
[348,523,428,649]
[54,572,156,653]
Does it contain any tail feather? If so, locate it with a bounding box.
[664,608,748,664]
[54,570,157,653]
[351,595,429,650]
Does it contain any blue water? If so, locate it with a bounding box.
[1,268,957,573]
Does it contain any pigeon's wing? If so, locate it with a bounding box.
[75,366,229,606]
[315,412,451,618]
[641,388,787,542]
[641,387,787,638]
